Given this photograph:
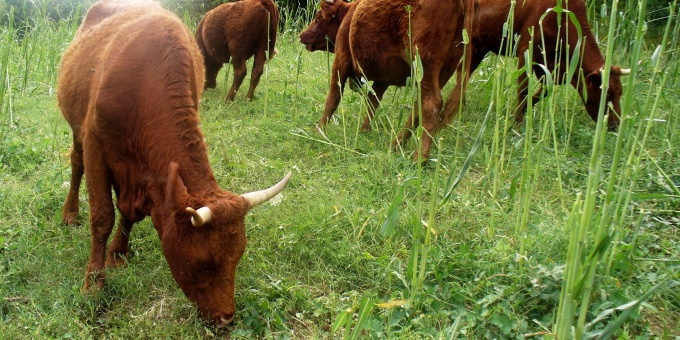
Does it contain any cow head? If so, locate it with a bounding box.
[583,66,630,129]
[299,0,350,52]
[161,162,290,327]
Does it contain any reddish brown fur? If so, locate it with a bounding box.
[58,0,262,326]
[300,0,475,160]
[75,0,162,36]
[195,0,280,101]
[465,0,626,128]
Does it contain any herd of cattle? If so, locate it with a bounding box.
[56,0,628,327]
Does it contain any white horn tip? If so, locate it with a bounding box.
[619,68,631,75]
[242,171,292,208]
[282,171,292,184]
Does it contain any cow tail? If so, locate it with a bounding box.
[260,0,279,59]
[439,0,476,129]
[461,0,475,97]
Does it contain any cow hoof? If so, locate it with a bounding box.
[390,138,403,151]
[82,273,105,293]
[412,153,431,164]
[62,213,79,226]
[105,254,128,268]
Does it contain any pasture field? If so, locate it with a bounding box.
[1,2,679,338]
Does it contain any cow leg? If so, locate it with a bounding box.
[392,72,443,160]
[392,104,432,156]
[245,50,266,100]
[62,134,83,225]
[204,55,223,90]
[437,52,484,131]
[318,57,351,127]
[415,79,443,161]
[392,111,418,152]
[361,82,388,131]
[437,77,465,132]
[106,216,133,268]
[82,151,115,291]
[227,57,247,101]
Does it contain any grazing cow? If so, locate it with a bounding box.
[461,0,629,128]
[299,0,475,160]
[58,1,290,327]
[195,0,280,101]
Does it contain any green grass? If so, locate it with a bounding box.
[1,3,679,339]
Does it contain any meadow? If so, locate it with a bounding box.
[0,1,678,338]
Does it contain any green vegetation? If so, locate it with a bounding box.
[1,1,678,338]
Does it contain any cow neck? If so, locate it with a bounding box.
[145,29,219,197]
[579,33,606,75]
[143,105,220,196]
[170,123,219,195]
[336,1,353,28]
[571,32,606,96]
[563,5,606,76]
[176,158,220,195]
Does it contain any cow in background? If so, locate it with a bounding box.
[58,0,290,327]
[456,0,629,128]
[299,0,475,160]
[75,0,161,36]
[195,0,279,101]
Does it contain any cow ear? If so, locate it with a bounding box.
[586,71,602,90]
[166,162,189,211]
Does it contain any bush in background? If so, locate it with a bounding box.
[0,0,313,35]
[1,0,673,27]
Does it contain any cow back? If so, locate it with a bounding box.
[59,7,211,193]
[76,0,162,36]
[348,0,467,85]
[475,0,604,74]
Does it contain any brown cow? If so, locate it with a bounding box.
[300,0,475,160]
[195,0,279,101]
[58,0,290,327]
[460,0,629,128]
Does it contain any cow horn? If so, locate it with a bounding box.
[186,206,212,227]
[241,172,292,208]
[325,0,334,3]
[619,68,631,75]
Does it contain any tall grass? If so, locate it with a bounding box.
[0,8,13,132]
[1,3,75,152]
[1,0,678,338]
[295,0,679,336]
[550,0,679,337]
